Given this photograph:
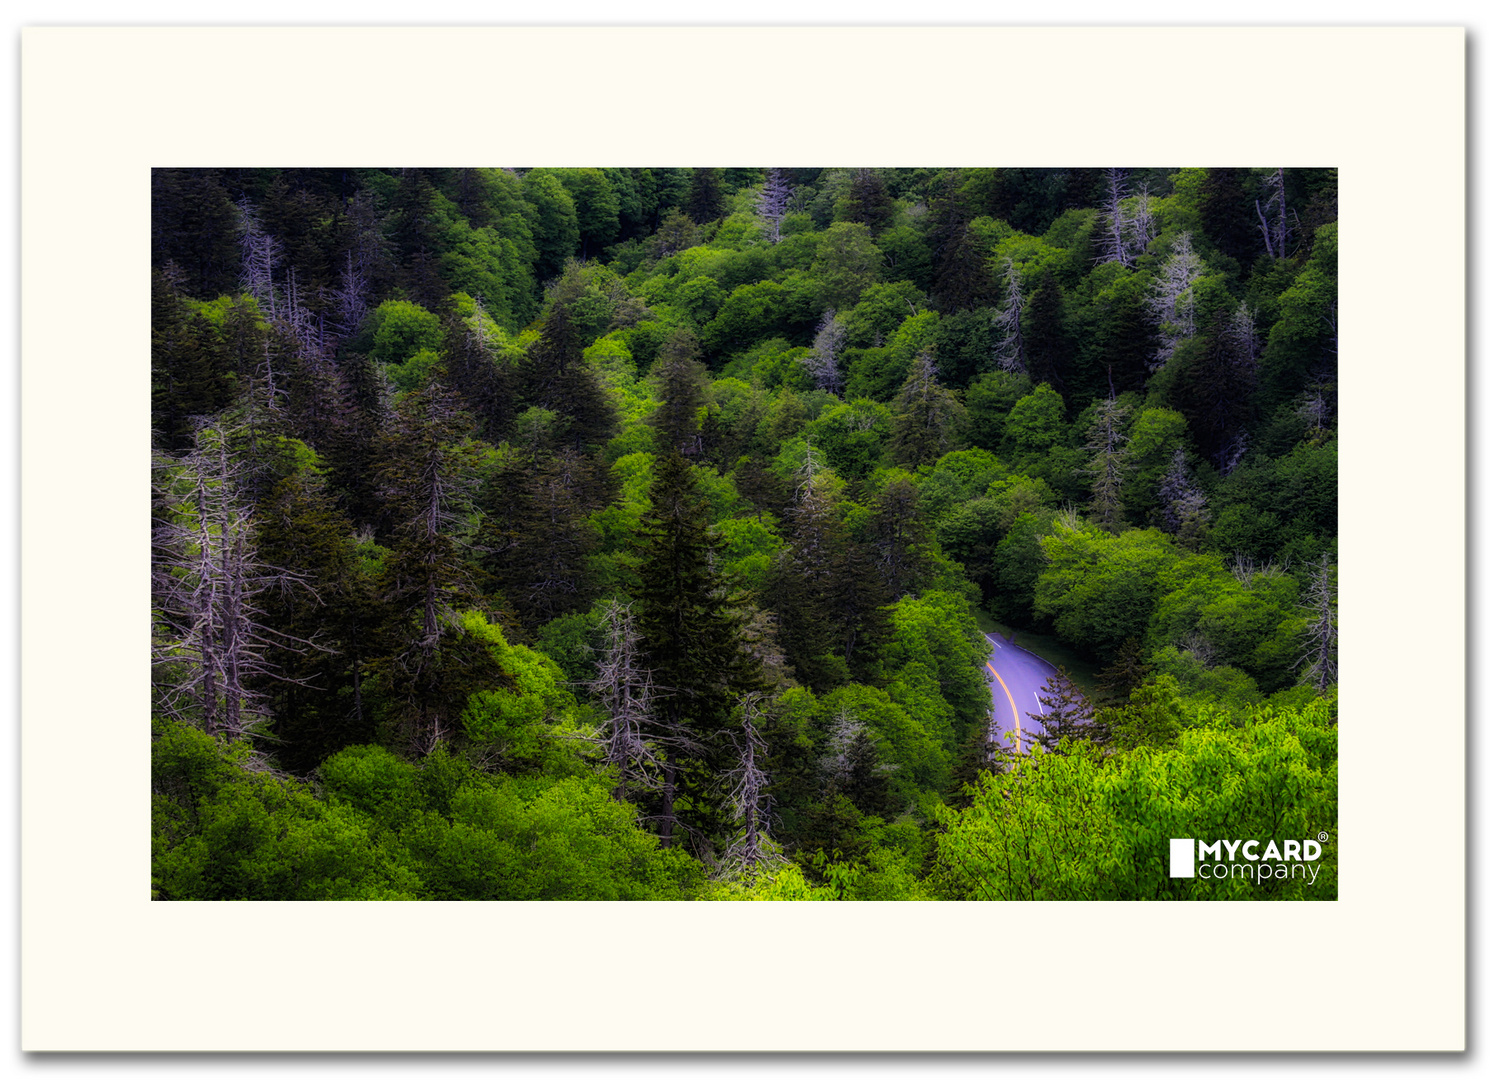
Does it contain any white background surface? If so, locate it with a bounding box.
[5,1,1484,1075]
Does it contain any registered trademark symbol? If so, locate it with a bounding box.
[1317,831,1328,843]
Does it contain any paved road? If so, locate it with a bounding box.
[982,632,1058,753]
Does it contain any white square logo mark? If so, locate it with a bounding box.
[1169,838,1195,878]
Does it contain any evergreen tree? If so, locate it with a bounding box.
[767,470,889,691]
[841,169,895,234]
[388,169,448,310]
[1084,398,1131,534]
[483,447,607,630]
[370,382,501,753]
[718,694,785,882]
[522,304,618,454]
[946,718,1005,811]
[889,351,966,468]
[591,600,658,802]
[1095,637,1151,707]
[1199,167,1257,268]
[1091,275,1155,399]
[633,369,760,850]
[867,477,931,600]
[685,167,726,224]
[152,421,308,739]
[820,706,892,817]
[1173,302,1260,468]
[646,329,710,456]
[151,271,236,452]
[1028,669,1109,752]
[441,308,517,445]
[1024,268,1069,394]
[151,168,240,299]
[993,258,1027,375]
[324,352,394,535]
[1155,448,1210,547]
[253,469,380,770]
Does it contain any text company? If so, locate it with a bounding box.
[1169,836,1327,885]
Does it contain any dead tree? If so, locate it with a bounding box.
[756,168,794,244]
[590,600,659,800]
[1255,168,1291,260]
[1097,170,1156,268]
[1128,182,1157,257]
[801,309,847,394]
[237,198,281,319]
[717,694,784,882]
[1156,449,1210,546]
[152,421,316,738]
[330,249,371,340]
[819,705,893,814]
[993,257,1027,374]
[1149,231,1205,370]
[1298,556,1338,696]
[1098,169,1133,267]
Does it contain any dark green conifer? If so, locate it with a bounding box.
[1028,668,1109,753]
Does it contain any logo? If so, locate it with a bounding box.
[1169,833,1329,885]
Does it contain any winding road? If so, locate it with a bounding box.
[982,632,1058,753]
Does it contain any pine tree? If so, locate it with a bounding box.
[646,329,709,457]
[1084,398,1131,534]
[842,169,895,234]
[389,169,448,310]
[441,308,517,445]
[1255,167,1292,260]
[151,271,235,452]
[253,469,379,770]
[946,719,1008,810]
[324,352,394,535]
[1175,303,1259,467]
[370,382,500,753]
[1028,669,1109,752]
[1199,167,1257,268]
[820,706,892,817]
[632,366,760,849]
[685,167,725,225]
[767,470,889,691]
[1023,268,1069,393]
[485,447,607,630]
[152,168,241,299]
[522,303,618,454]
[1095,637,1151,707]
[889,352,966,468]
[867,477,930,600]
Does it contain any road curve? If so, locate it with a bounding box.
[982,632,1059,753]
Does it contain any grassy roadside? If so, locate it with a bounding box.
[974,609,1102,699]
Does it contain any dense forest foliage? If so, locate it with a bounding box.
[151,166,1337,900]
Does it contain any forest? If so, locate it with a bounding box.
[151,166,1338,901]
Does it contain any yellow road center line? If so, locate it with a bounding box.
[986,660,1021,746]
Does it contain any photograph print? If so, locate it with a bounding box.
[150,166,1338,902]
